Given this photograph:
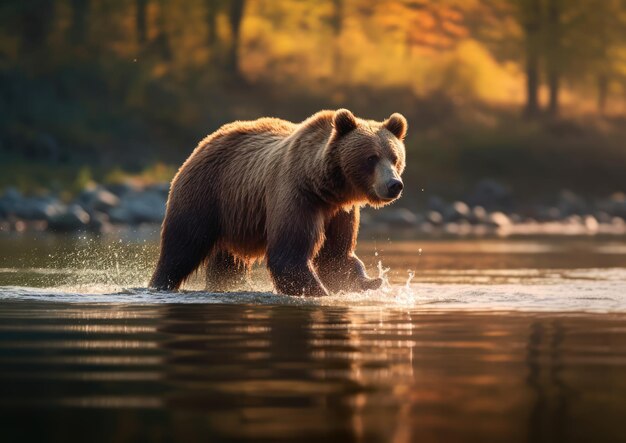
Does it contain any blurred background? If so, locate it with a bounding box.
[1,0,626,234]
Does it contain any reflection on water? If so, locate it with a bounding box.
[1,303,626,442]
[1,234,626,441]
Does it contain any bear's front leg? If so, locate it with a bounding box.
[317,253,383,292]
[266,205,329,297]
[315,207,382,293]
[267,254,328,296]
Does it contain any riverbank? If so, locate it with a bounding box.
[1,180,625,237]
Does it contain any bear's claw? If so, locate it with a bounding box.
[360,277,383,291]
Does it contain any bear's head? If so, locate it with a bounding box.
[330,109,407,207]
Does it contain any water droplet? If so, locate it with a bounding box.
[376,261,391,290]
[405,270,415,287]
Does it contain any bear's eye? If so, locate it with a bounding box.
[367,155,379,165]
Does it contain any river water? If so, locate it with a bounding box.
[1,232,626,442]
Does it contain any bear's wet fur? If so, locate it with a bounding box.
[150,109,407,296]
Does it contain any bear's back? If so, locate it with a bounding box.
[211,118,295,149]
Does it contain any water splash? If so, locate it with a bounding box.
[377,260,391,289]
[405,270,415,288]
[114,252,120,277]
[3,234,626,312]
[2,267,626,312]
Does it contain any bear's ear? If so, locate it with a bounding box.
[383,113,408,140]
[333,109,357,136]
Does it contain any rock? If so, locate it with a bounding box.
[104,182,141,198]
[77,186,120,213]
[0,187,21,218]
[109,190,166,224]
[469,205,488,225]
[443,201,471,223]
[426,210,443,226]
[584,215,599,232]
[427,195,448,213]
[107,206,133,224]
[374,208,420,228]
[535,206,562,222]
[0,189,63,221]
[598,193,626,218]
[48,204,90,232]
[146,182,170,198]
[444,220,472,236]
[486,211,512,228]
[2,187,22,202]
[419,221,434,233]
[557,190,587,216]
[19,197,53,220]
[88,212,113,233]
[35,197,63,220]
[594,211,613,224]
[466,179,512,210]
[40,200,66,219]
[566,214,583,225]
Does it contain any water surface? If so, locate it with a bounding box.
[1,233,626,442]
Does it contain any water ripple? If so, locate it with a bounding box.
[0,267,625,313]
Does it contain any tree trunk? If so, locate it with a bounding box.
[19,0,55,54]
[522,0,541,118]
[547,71,559,116]
[546,0,561,117]
[597,74,608,115]
[68,0,91,46]
[331,0,344,74]
[136,0,148,45]
[205,0,219,48]
[227,0,246,77]
[525,43,540,118]
[154,0,172,60]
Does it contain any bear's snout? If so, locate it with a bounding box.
[372,159,403,203]
[386,179,403,198]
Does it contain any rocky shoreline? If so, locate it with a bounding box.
[1,180,625,237]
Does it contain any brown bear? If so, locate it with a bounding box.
[149,109,407,296]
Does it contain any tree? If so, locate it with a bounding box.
[461,0,544,117]
[153,0,172,60]
[545,0,561,116]
[519,0,542,117]
[227,0,246,77]
[68,0,91,46]
[330,0,344,74]
[205,0,220,49]
[17,0,55,55]
[579,0,626,114]
[136,0,149,45]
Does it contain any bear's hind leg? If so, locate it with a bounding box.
[206,250,249,292]
[150,213,218,291]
